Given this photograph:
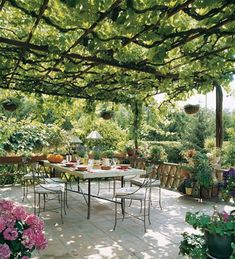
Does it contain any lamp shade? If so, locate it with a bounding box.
[86,130,103,139]
[70,136,82,144]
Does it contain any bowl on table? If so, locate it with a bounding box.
[65,162,75,167]
[117,164,130,170]
[101,165,111,170]
[75,165,88,171]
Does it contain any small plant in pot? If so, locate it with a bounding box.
[184,206,235,259]
[184,178,194,195]
[124,145,135,157]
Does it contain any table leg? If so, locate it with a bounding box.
[87,179,91,219]
[121,176,124,187]
[77,177,80,192]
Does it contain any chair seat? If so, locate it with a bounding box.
[35,183,65,193]
[23,172,43,180]
[131,178,161,187]
[123,175,137,182]
[45,177,67,183]
[115,187,145,200]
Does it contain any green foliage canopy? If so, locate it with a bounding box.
[0,0,234,103]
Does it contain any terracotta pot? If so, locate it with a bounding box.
[179,169,190,178]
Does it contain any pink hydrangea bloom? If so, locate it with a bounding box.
[34,232,48,250]
[0,217,6,232]
[12,205,28,221]
[3,226,18,240]
[0,243,11,259]
[0,199,47,257]
[22,229,33,249]
[0,199,13,212]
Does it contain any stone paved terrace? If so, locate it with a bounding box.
[0,181,232,259]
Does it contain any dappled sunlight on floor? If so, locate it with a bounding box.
[0,182,230,258]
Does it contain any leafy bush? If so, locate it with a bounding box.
[144,141,184,163]
[0,119,67,155]
[221,128,235,168]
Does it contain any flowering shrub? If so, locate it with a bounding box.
[221,167,235,201]
[0,199,47,259]
[186,206,235,236]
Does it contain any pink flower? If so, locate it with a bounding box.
[34,232,48,250]
[222,211,229,222]
[3,226,18,240]
[12,205,28,221]
[0,243,11,259]
[22,228,35,249]
[0,199,47,257]
[0,217,6,232]
[0,199,14,212]
[25,214,37,226]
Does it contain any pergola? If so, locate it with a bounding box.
[0,0,235,146]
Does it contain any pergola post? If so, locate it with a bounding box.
[215,83,223,149]
[132,100,143,153]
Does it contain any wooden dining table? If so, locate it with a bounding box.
[40,160,146,219]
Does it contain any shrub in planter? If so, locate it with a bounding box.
[184,207,235,259]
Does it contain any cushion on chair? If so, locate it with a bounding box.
[131,179,160,187]
[23,172,43,180]
[115,187,145,200]
[45,177,67,183]
[35,183,65,193]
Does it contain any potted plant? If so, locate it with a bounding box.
[181,150,215,198]
[101,150,114,158]
[184,104,200,115]
[184,207,235,258]
[124,145,135,157]
[184,178,194,195]
[179,232,207,258]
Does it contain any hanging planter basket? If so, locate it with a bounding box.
[2,98,19,112]
[2,101,18,112]
[184,104,200,115]
[100,110,113,120]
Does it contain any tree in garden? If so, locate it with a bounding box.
[182,109,214,150]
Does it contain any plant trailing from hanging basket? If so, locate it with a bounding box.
[1,97,20,112]
[100,110,113,120]
[184,104,200,115]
